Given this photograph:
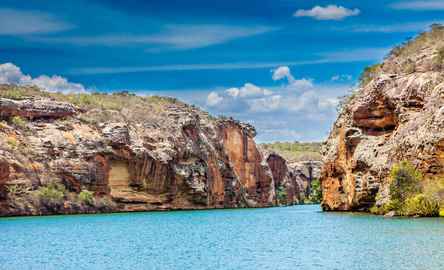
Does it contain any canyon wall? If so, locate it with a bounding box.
[321,26,444,212]
[0,86,311,216]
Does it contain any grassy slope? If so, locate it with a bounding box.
[260,141,322,162]
[0,84,185,111]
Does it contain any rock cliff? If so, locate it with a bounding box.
[264,151,321,205]
[321,25,444,212]
[0,85,309,216]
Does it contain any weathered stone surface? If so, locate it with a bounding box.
[0,158,9,199]
[220,120,275,206]
[289,160,322,198]
[0,88,301,216]
[321,28,444,212]
[0,97,78,119]
[264,152,321,205]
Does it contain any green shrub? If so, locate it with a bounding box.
[372,161,443,217]
[307,179,322,203]
[6,136,18,149]
[276,186,288,205]
[386,161,422,215]
[2,88,24,100]
[79,190,94,206]
[0,121,8,129]
[68,93,98,107]
[10,116,27,128]
[423,177,444,201]
[402,194,440,217]
[37,182,65,208]
[359,64,382,87]
[369,205,382,215]
[389,161,422,204]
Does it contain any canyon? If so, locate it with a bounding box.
[0,86,317,216]
[7,26,444,217]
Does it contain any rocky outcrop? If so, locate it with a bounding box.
[220,121,275,206]
[0,98,78,119]
[264,152,321,204]
[321,26,444,211]
[0,87,300,216]
[289,160,322,197]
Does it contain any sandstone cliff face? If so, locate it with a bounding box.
[264,152,320,205]
[321,26,444,211]
[0,85,304,216]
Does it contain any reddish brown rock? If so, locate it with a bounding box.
[220,120,274,206]
[264,152,320,205]
[0,88,296,216]
[321,26,444,212]
[0,159,10,199]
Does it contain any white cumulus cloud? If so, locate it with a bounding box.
[272,66,294,81]
[225,83,273,98]
[248,95,282,112]
[207,91,224,107]
[272,66,314,90]
[294,5,360,20]
[289,78,314,90]
[201,66,352,142]
[226,87,240,97]
[31,75,86,93]
[205,66,335,115]
[0,63,87,93]
[318,97,340,109]
[0,63,32,84]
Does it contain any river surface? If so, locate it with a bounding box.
[0,205,443,270]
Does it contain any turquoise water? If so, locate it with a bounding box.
[0,205,443,270]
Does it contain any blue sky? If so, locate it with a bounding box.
[0,0,443,142]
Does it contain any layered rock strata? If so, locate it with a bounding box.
[321,26,444,211]
[0,86,307,216]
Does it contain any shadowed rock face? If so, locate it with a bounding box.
[352,94,398,135]
[321,28,444,212]
[221,123,275,206]
[0,87,294,216]
[0,160,9,199]
[264,153,321,205]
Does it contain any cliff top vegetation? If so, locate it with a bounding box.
[0,84,188,112]
[260,141,321,162]
[0,84,220,128]
[359,23,444,87]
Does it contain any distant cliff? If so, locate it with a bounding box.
[260,142,323,203]
[321,25,444,216]
[0,85,313,216]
